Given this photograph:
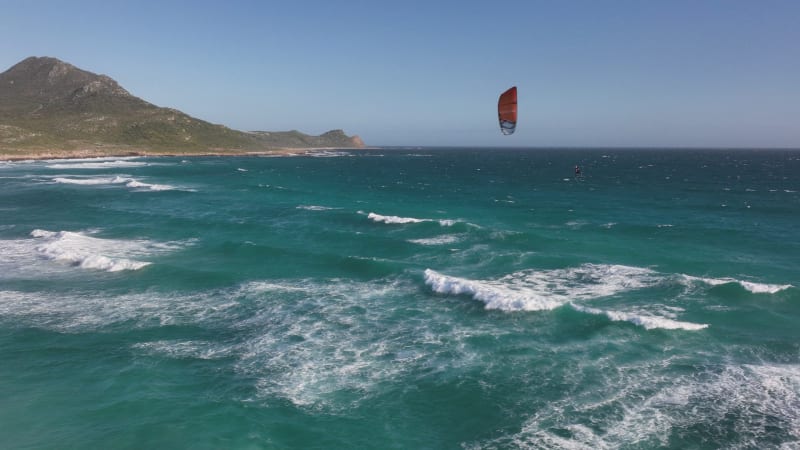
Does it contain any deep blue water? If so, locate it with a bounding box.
[1,148,799,449]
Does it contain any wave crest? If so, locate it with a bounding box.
[425,265,709,331]
[30,229,181,272]
[47,160,148,169]
[425,264,659,312]
[53,175,177,191]
[367,212,455,226]
[571,304,708,330]
[682,275,792,294]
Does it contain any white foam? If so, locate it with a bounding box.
[124,179,175,191]
[0,287,239,332]
[44,156,139,163]
[469,362,800,449]
[46,160,148,169]
[566,220,588,229]
[52,175,178,191]
[306,150,352,157]
[1,275,481,413]
[368,212,425,224]
[425,268,563,311]
[296,205,337,211]
[231,277,516,410]
[367,212,456,226]
[424,264,659,312]
[29,229,182,272]
[570,304,708,330]
[234,277,465,408]
[683,275,792,294]
[408,235,462,246]
[53,176,120,185]
[133,340,235,360]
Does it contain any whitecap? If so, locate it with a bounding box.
[47,160,148,169]
[469,362,800,449]
[425,268,561,311]
[29,229,183,272]
[52,175,178,191]
[233,277,467,409]
[368,212,426,224]
[570,304,708,330]
[566,220,587,229]
[133,340,236,360]
[682,274,792,294]
[3,275,470,414]
[44,156,138,163]
[0,287,239,332]
[306,150,352,158]
[53,176,122,185]
[367,212,456,226]
[424,264,659,312]
[124,179,175,191]
[296,205,337,211]
[408,235,462,246]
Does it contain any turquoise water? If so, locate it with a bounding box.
[1,148,798,449]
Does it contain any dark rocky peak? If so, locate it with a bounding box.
[1,56,130,104]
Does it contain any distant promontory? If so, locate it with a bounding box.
[0,56,364,159]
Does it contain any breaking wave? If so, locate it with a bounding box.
[570,304,708,331]
[30,229,182,272]
[682,275,793,294]
[46,160,148,169]
[305,150,353,158]
[367,212,456,226]
[424,264,659,312]
[424,264,712,331]
[408,235,463,245]
[53,175,177,191]
[296,205,338,211]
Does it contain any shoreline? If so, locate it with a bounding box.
[0,146,376,162]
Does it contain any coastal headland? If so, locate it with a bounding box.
[0,57,365,161]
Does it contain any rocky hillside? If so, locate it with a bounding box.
[0,57,363,155]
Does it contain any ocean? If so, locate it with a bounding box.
[1,148,798,449]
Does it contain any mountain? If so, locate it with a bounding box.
[0,57,364,156]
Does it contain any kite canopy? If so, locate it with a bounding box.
[498,86,518,135]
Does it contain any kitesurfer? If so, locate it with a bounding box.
[575,165,581,176]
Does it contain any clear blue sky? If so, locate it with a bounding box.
[2,0,799,148]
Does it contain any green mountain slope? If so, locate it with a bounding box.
[0,57,363,155]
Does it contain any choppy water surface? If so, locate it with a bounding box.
[1,148,798,449]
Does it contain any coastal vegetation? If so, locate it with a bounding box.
[0,57,363,159]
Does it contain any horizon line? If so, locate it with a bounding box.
[373,145,800,151]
